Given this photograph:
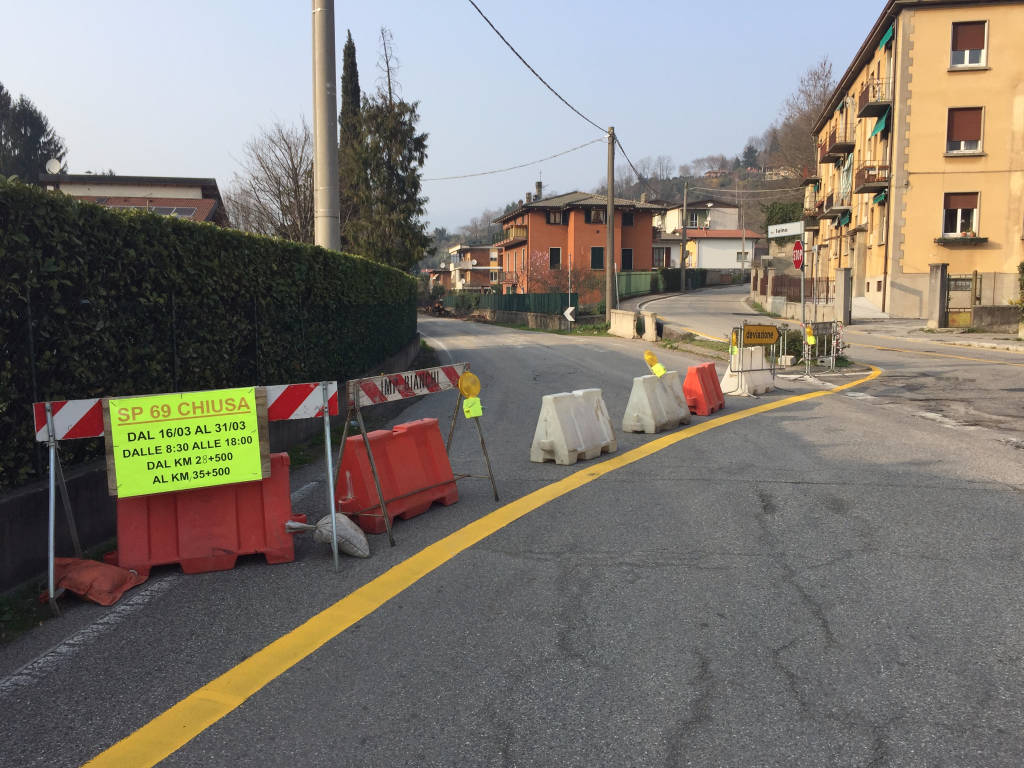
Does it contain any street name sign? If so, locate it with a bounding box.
[768,221,805,239]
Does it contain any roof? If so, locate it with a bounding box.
[662,198,738,211]
[73,196,219,224]
[42,173,228,225]
[812,0,1022,134]
[495,190,666,223]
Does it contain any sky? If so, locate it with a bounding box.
[0,0,886,232]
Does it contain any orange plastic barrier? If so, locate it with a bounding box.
[336,418,458,534]
[683,363,725,416]
[107,453,302,579]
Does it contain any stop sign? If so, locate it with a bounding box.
[792,240,804,270]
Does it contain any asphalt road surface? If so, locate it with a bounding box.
[2,311,1023,767]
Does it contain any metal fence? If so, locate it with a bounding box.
[444,292,578,314]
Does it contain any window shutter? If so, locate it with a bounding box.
[952,21,985,51]
[947,108,982,141]
[944,192,978,209]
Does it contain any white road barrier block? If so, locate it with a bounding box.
[720,348,776,396]
[621,373,688,434]
[530,389,617,465]
[660,370,692,426]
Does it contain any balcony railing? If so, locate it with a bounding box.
[803,210,820,230]
[854,164,890,194]
[493,225,527,245]
[858,78,893,117]
[821,192,852,219]
[826,121,856,157]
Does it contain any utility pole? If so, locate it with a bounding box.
[312,0,340,251]
[680,182,688,293]
[605,127,616,323]
[737,180,747,271]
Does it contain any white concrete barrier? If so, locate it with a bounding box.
[640,311,659,342]
[621,373,689,434]
[608,309,639,339]
[720,347,775,396]
[530,388,617,465]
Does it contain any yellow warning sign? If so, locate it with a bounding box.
[741,324,780,346]
[107,387,264,498]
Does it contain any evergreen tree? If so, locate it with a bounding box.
[345,28,430,271]
[338,30,365,248]
[0,81,67,183]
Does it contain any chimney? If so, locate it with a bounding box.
[526,192,532,203]
[640,192,648,203]
[535,180,543,200]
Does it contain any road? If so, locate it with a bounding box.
[2,310,1024,767]
[642,285,1024,446]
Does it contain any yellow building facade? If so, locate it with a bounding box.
[806,0,1024,318]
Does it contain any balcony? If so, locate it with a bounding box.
[493,225,527,246]
[820,193,852,219]
[826,121,856,157]
[803,210,820,230]
[858,78,893,117]
[854,163,890,194]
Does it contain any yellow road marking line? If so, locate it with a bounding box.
[848,341,1024,367]
[83,365,881,768]
[674,325,728,342]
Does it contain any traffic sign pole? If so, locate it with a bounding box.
[799,239,807,375]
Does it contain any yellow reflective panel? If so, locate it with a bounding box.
[463,396,483,418]
[458,371,481,397]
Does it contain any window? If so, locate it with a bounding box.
[590,246,604,269]
[877,280,883,292]
[951,21,986,67]
[943,192,978,235]
[584,208,606,224]
[652,246,669,268]
[736,251,749,263]
[946,107,982,153]
[490,271,498,282]
[622,212,634,226]
[621,248,633,271]
[688,211,699,228]
[546,210,562,225]
[549,247,561,269]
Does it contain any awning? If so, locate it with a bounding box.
[838,211,852,227]
[878,23,894,49]
[870,107,890,137]
[873,190,888,205]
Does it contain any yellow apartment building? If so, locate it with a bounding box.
[805,0,1024,319]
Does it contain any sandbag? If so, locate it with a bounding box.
[53,557,146,606]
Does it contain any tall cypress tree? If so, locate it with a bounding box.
[338,31,363,248]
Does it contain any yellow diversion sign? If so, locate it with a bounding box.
[107,387,264,498]
[741,324,780,346]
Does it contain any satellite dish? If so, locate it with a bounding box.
[471,259,478,265]
[45,158,61,175]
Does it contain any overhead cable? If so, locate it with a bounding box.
[466,0,606,134]
[423,136,606,181]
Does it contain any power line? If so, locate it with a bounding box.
[422,136,605,181]
[466,0,606,134]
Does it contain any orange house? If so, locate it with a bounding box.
[493,189,665,304]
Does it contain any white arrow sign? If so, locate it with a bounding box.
[563,306,576,322]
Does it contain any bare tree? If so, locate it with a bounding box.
[773,56,836,172]
[224,120,314,243]
[654,155,674,180]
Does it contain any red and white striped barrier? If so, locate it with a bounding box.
[266,381,339,421]
[33,399,104,442]
[348,364,467,408]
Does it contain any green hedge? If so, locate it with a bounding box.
[0,179,416,490]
